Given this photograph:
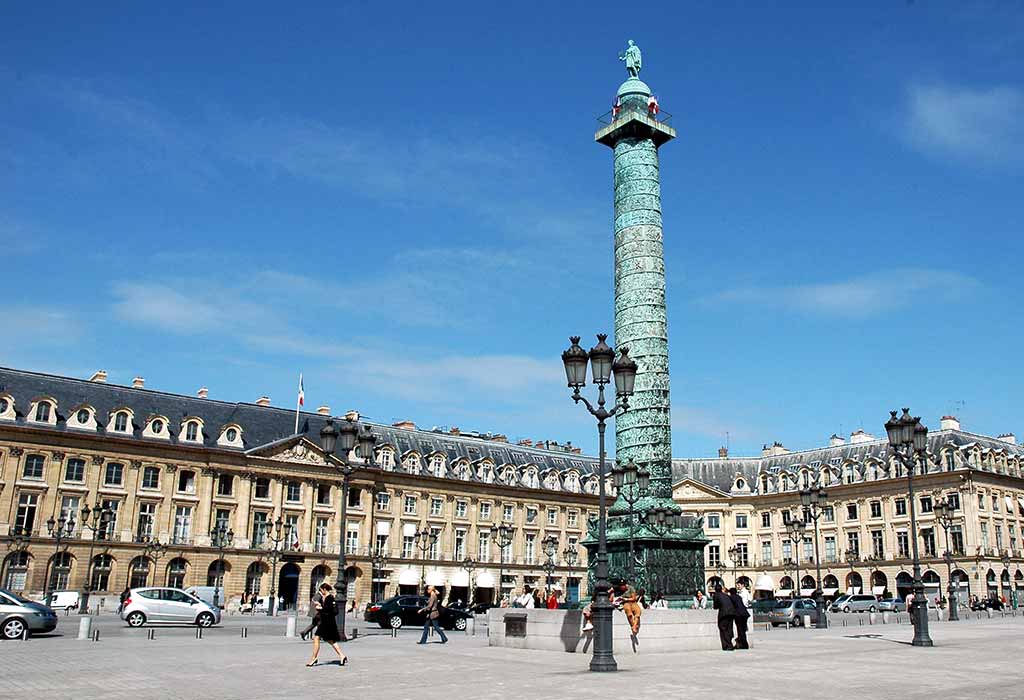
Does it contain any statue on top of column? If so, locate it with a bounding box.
[619,40,642,78]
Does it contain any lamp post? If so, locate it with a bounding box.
[371,552,388,601]
[800,487,829,628]
[562,334,637,673]
[78,503,113,614]
[563,546,580,603]
[727,544,741,588]
[209,524,234,609]
[140,536,168,586]
[1,526,31,592]
[414,527,439,588]
[542,534,559,597]
[320,416,377,641]
[885,408,933,647]
[263,517,292,617]
[44,512,76,603]
[610,459,650,582]
[785,520,806,601]
[460,557,477,607]
[494,523,515,605]
[934,496,959,621]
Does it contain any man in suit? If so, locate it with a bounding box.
[728,586,750,649]
[712,584,736,651]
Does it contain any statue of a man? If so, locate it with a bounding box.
[619,39,642,78]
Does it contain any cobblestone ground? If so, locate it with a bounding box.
[2,611,1022,699]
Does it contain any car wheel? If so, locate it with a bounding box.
[453,617,467,631]
[843,606,851,613]
[126,611,147,628]
[388,615,403,629]
[2,617,27,640]
[196,612,215,628]
[869,606,877,613]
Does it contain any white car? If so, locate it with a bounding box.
[120,587,221,628]
[47,590,81,612]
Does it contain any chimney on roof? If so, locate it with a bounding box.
[761,441,790,457]
[132,376,145,389]
[344,410,359,421]
[317,405,331,416]
[518,439,533,447]
[998,433,1017,445]
[255,396,271,407]
[571,446,582,454]
[718,446,729,458]
[829,433,846,447]
[492,434,508,443]
[392,420,416,430]
[89,370,108,383]
[450,426,460,436]
[197,386,209,399]
[849,429,875,444]
[940,415,961,432]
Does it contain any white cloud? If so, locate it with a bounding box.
[111,282,223,334]
[905,83,1024,165]
[702,268,980,318]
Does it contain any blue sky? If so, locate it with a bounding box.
[2,2,1022,458]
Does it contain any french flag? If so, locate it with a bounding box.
[297,374,305,407]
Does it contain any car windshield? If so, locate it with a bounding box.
[0,588,34,604]
[773,600,795,609]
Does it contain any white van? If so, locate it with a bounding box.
[185,586,225,609]
[47,590,80,612]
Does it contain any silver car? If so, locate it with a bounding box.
[120,587,221,628]
[878,598,906,612]
[834,594,879,613]
[0,588,58,639]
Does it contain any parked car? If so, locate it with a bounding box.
[184,586,225,609]
[120,587,221,627]
[47,590,81,612]
[766,598,820,626]
[0,588,58,639]
[751,599,778,623]
[364,595,471,631]
[831,594,879,613]
[878,598,906,612]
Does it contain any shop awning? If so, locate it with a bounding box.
[754,574,775,591]
[799,588,815,597]
[451,570,470,587]
[402,523,417,537]
[872,585,886,595]
[822,588,839,596]
[376,521,391,535]
[425,570,445,586]
[398,568,419,585]
[846,587,861,595]
[476,571,496,588]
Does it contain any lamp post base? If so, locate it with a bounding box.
[911,597,933,647]
[589,597,618,672]
[815,598,828,629]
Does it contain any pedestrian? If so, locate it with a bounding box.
[736,581,752,608]
[499,594,510,608]
[301,587,324,641]
[694,590,707,609]
[728,586,750,650]
[651,593,669,609]
[638,588,649,609]
[615,579,642,637]
[515,586,535,608]
[305,583,348,667]
[118,587,130,614]
[582,597,594,631]
[347,597,359,614]
[546,589,560,609]
[417,585,448,645]
[712,584,736,651]
[533,587,546,610]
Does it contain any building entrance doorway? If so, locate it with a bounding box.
[279,562,300,611]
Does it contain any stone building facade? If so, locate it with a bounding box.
[672,418,1024,605]
[0,368,600,611]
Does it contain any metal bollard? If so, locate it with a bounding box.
[196,627,203,639]
[77,616,92,641]
[869,613,876,625]
[148,629,155,640]
[241,627,248,638]
[391,627,397,638]
[351,628,358,639]
[858,617,864,626]
[285,616,297,638]
[21,627,28,641]
[92,628,100,642]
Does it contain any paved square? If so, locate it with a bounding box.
[2,613,1022,699]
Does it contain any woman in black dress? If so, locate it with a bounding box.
[306,583,348,667]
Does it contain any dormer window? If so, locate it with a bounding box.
[226,428,237,442]
[0,397,9,415]
[217,424,243,448]
[378,449,395,470]
[186,422,198,441]
[735,478,746,490]
[179,418,204,443]
[114,412,129,432]
[35,401,51,422]
[152,420,164,434]
[77,409,89,424]
[429,455,445,478]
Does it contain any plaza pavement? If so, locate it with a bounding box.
[2,611,1022,700]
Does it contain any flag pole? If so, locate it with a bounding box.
[294,373,302,434]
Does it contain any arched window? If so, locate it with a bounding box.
[34,401,52,423]
[584,476,599,495]
[522,467,540,489]
[3,551,30,590]
[114,411,129,433]
[429,454,445,478]
[185,421,199,442]
[543,471,561,490]
[246,561,266,595]
[563,472,580,493]
[477,462,495,483]
[500,466,517,486]
[91,554,113,591]
[129,555,151,589]
[378,449,395,471]
[207,559,227,588]
[49,551,73,590]
[452,461,470,480]
[310,564,330,601]
[404,453,421,474]
[167,557,188,588]
[0,395,13,419]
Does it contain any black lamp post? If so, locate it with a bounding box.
[885,408,933,647]
[563,546,580,602]
[414,527,439,588]
[727,544,742,589]
[562,334,637,673]
[542,534,559,596]
[495,523,515,605]
[611,459,650,582]
[320,416,376,641]
[140,536,168,587]
[785,520,806,601]
[461,557,477,607]
[79,503,113,614]
[371,552,388,601]
[800,487,829,628]
[263,516,292,617]
[44,512,76,604]
[934,496,959,621]
[210,524,234,609]
[1,526,31,594]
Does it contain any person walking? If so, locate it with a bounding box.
[712,584,737,651]
[305,583,348,667]
[728,586,750,650]
[301,588,323,641]
[417,585,448,645]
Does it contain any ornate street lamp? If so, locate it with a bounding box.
[140,536,168,587]
[262,517,292,617]
[494,523,515,605]
[885,408,933,646]
[611,459,650,581]
[371,552,389,601]
[209,524,234,609]
[934,496,960,621]
[800,487,829,628]
[542,534,559,597]
[321,415,376,641]
[43,512,76,604]
[563,545,580,602]
[414,527,439,587]
[78,503,112,614]
[562,334,637,673]
[727,544,741,588]
[461,557,477,607]
[785,520,806,602]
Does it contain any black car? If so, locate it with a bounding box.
[363,595,471,631]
